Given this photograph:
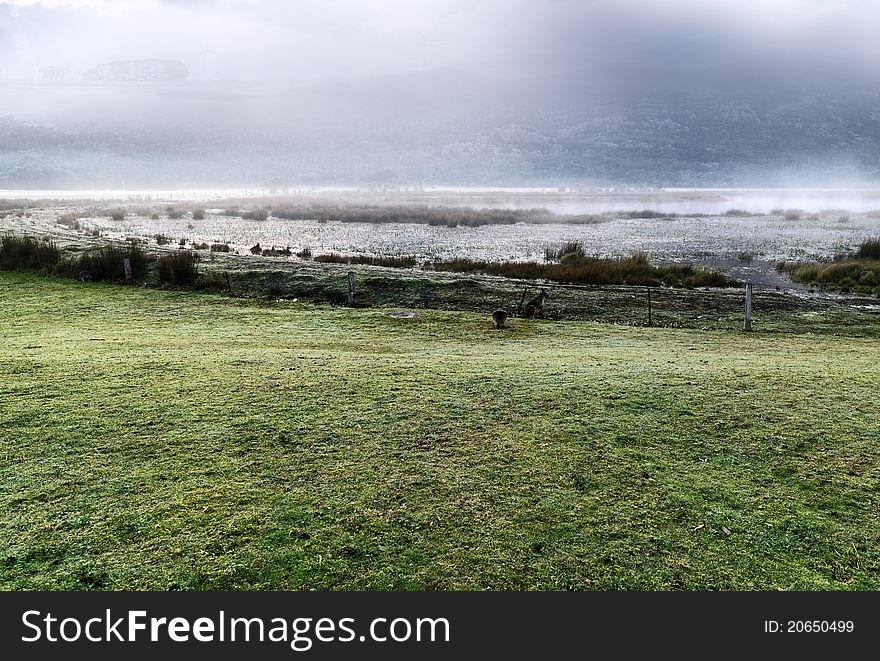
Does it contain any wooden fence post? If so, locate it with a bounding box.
[123,258,132,283]
[744,282,753,332]
[647,287,652,327]
[517,289,527,316]
[347,271,355,305]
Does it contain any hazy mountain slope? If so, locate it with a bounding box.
[2,70,879,188]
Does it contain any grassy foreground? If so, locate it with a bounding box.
[1,272,878,590]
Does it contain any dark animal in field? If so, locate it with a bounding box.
[523,289,548,318]
[78,270,93,282]
[492,309,508,329]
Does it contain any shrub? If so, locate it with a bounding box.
[783,255,880,294]
[544,241,586,262]
[619,210,677,219]
[313,253,416,268]
[56,242,147,282]
[313,253,347,264]
[210,243,231,252]
[250,243,262,255]
[192,242,209,250]
[157,251,199,286]
[165,206,184,220]
[107,208,126,222]
[261,246,292,257]
[297,246,313,259]
[0,234,61,271]
[192,208,206,220]
[856,238,880,260]
[57,213,81,229]
[268,203,600,226]
[859,271,878,287]
[154,234,173,245]
[242,207,269,221]
[430,253,738,288]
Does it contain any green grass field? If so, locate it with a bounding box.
[1,271,878,590]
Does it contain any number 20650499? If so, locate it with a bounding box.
[765,620,854,633]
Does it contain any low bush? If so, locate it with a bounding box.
[56,242,148,282]
[56,213,82,229]
[268,203,601,226]
[0,234,61,271]
[780,253,880,295]
[430,252,738,288]
[157,250,199,286]
[262,246,292,257]
[242,208,269,221]
[856,238,880,260]
[314,253,416,268]
[618,210,677,219]
[544,241,586,262]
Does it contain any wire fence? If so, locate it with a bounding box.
[217,263,879,334]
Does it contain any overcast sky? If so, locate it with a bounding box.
[1,0,878,84]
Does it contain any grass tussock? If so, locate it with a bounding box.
[778,237,880,294]
[314,253,417,268]
[261,246,292,257]
[722,208,761,217]
[432,252,738,288]
[242,208,269,221]
[0,233,61,272]
[856,238,880,260]
[544,241,586,262]
[56,242,148,282]
[618,210,677,219]
[157,250,199,286]
[269,203,602,227]
[56,213,84,229]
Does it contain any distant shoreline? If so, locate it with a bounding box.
[4,187,880,214]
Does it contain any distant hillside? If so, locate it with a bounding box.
[1,70,879,188]
[83,59,189,82]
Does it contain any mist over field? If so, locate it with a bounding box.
[2,0,880,189]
